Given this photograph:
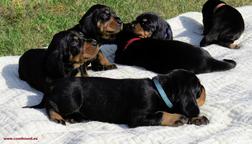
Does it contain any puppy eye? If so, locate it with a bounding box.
[100,13,110,21]
[142,18,148,22]
[105,10,110,14]
[91,41,98,47]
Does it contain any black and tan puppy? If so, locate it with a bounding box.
[200,0,244,48]
[19,4,123,92]
[42,69,209,127]
[70,4,123,71]
[131,12,173,40]
[114,24,236,74]
[19,30,98,92]
[70,4,123,43]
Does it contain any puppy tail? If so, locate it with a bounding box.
[23,98,45,109]
[208,59,236,72]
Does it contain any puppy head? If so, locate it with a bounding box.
[65,32,99,68]
[49,31,99,69]
[46,30,100,78]
[203,0,225,13]
[131,13,160,38]
[157,69,206,117]
[79,4,123,41]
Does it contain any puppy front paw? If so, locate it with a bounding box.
[91,64,117,71]
[173,115,189,127]
[188,116,209,126]
[161,112,189,127]
[104,64,117,70]
[228,43,240,49]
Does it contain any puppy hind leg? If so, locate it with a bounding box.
[128,111,188,127]
[206,58,236,73]
[46,100,66,125]
[47,109,66,125]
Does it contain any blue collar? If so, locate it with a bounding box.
[152,78,173,108]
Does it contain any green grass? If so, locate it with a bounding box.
[0,0,251,56]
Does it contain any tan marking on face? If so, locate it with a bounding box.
[97,17,122,40]
[69,41,100,69]
[133,23,152,38]
[161,112,188,126]
[82,41,100,61]
[197,86,206,107]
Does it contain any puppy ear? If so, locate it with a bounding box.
[179,92,200,118]
[45,49,65,78]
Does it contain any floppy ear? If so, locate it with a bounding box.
[45,49,65,79]
[79,7,101,40]
[179,91,200,118]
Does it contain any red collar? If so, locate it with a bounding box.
[124,37,141,50]
[213,3,226,13]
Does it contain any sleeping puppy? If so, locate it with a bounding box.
[131,12,173,40]
[114,24,236,74]
[42,69,209,127]
[200,0,244,48]
[19,30,98,92]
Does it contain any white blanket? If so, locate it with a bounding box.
[1,6,252,144]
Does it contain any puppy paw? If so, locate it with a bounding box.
[66,118,77,124]
[173,115,189,126]
[54,119,66,125]
[161,112,188,127]
[91,64,117,71]
[229,43,240,49]
[104,64,117,70]
[49,110,66,125]
[188,116,209,126]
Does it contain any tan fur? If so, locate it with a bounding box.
[97,17,122,39]
[161,112,187,126]
[228,43,240,49]
[134,23,152,38]
[197,86,206,106]
[49,110,65,123]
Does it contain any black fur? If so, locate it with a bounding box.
[19,49,47,92]
[43,69,208,127]
[114,24,236,74]
[200,0,244,48]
